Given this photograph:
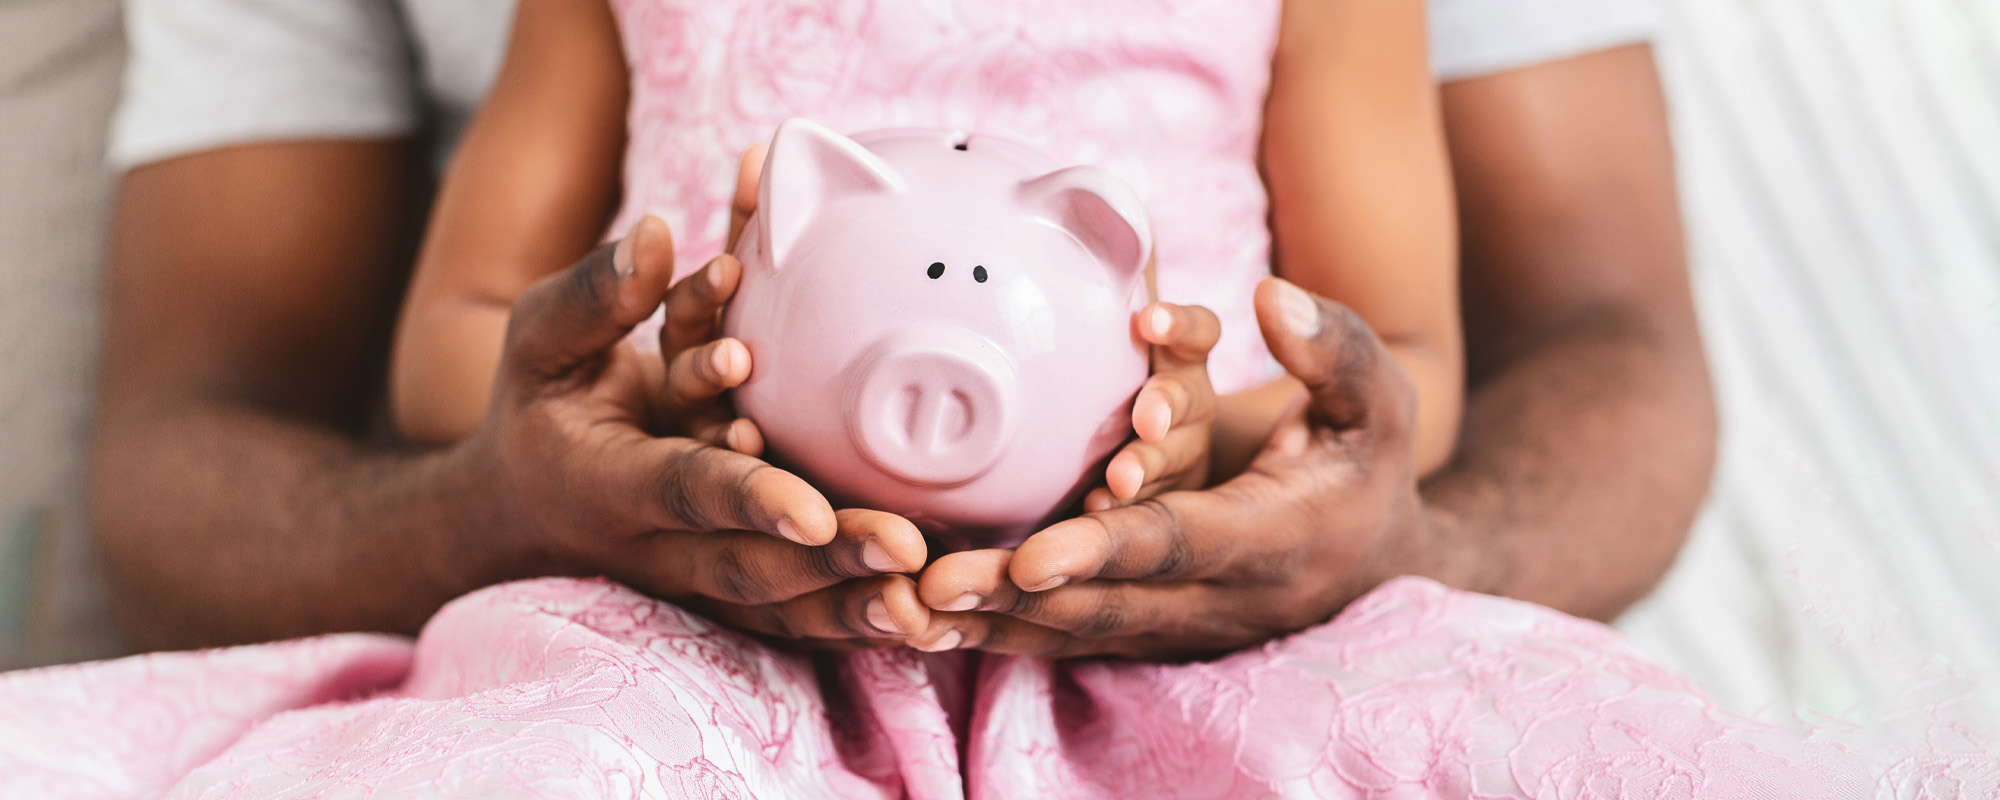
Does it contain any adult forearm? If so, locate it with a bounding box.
[90,401,548,650]
[1417,310,1716,621]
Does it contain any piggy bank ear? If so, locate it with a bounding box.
[758,118,905,269]
[1018,166,1152,286]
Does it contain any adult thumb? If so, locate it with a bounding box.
[1253,277,1414,433]
[504,216,676,381]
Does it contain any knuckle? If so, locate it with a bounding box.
[758,605,801,640]
[994,586,1042,617]
[727,462,776,527]
[1130,442,1165,474]
[564,253,618,317]
[1129,499,1194,579]
[1156,378,1192,416]
[803,538,849,581]
[710,546,777,604]
[1076,599,1128,638]
[652,445,714,530]
[1188,307,1223,349]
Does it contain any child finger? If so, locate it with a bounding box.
[916,548,1020,613]
[690,417,766,457]
[658,253,741,358]
[910,612,1128,659]
[663,338,751,410]
[1131,370,1216,443]
[1138,302,1222,369]
[834,508,929,575]
[697,574,928,641]
[726,143,768,251]
[1105,426,1206,501]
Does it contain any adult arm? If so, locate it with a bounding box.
[914,43,1713,657]
[1421,43,1713,619]
[92,144,930,650]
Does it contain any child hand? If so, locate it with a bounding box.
[649,249,763,455]
[646,144,772,455]
[1085,302,1222,512]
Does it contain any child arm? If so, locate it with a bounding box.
[390,0,629,443]
[1255,0,1463,475]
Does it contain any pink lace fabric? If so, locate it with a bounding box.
[606,0,1282,393]
[4,577,1938,798]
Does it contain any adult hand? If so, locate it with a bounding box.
[461,216,931,648]
[913,278,1435,659]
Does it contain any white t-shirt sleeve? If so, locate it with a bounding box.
[1428,0,1662,81]
[109,0,420,169]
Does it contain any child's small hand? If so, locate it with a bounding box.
[646,144,773,454]
[1086,302,1222,512]
[647,249,762,454]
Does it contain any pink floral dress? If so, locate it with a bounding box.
[0,1,1934,797]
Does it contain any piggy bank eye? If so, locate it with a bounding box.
[973,265,989,283]
[927,262,946,279]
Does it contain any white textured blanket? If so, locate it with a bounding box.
[1618,0,2000,752]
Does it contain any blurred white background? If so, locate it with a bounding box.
[1621,0,2000,751]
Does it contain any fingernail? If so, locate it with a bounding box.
[1024,575,1068,593]
[940,592,981,612]
[917,629,963,652]
[861,538,900,572]
[865,596,898,635]
[1108,454,1144,500]
[710,341,739,377]
[612,234,637,278]
[777,518,810,545]
[1275,280,1321,338]
[1147,305,1174,339]
[724,421,744,452]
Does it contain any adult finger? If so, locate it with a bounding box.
[635,509,925,605]
[726,143,768,251]
[505,216,675,384]
[921,548,1218,638]
[1253,277,1414,433]
[1009,489,1243,591]
[691,574,929,641]
[572,424,834,545]
[909,611,1164,659]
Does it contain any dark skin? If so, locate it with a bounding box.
[912,44,1713,656]
[92,42,1709,651]
[96,155,934,648]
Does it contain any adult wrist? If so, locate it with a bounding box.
[430,430,578,589]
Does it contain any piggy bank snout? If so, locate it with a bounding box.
[846,331,1016,487]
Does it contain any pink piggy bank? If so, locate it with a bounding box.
[724,119,1152,549]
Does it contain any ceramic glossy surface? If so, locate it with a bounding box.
[724,119,1151,547]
